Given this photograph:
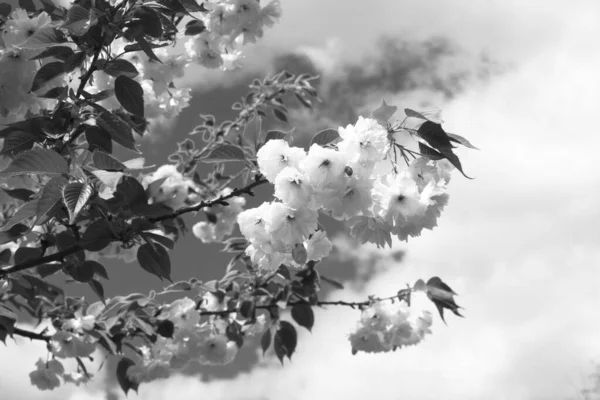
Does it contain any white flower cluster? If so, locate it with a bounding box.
[141,164,200,210]
[89,41,192,125]
[29,313,97,390]
[192,188,246,243]
[348,301,433,354]
[0,10,64,123]
[185,0,282,69]
[237,116,454,270]
[126,295,266,384]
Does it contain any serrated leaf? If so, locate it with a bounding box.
[115,76,144,117]
[62,4,96,36]
[97,112,137,151]
[29,46,74,62]
[141,232,174,250]
[0,148,68,177]
[116,357,139,395]
[264,129,293,144]
[35,175,68,224]
[273,108,287,123]
[14,246,42,264]
[86,125,112,153]
[1,187,34,202]
[418,142,445,161]
[89,279,105,301]
[67,260,96,282]
[1,201,38,231]
[0,4,12,18]
[62,182,94,224]
[93,151,126,171]
[137,243,171,280]
[416,121,454,152]
[18,27,65,49]
[291,303,314,332]
[38,86,67,99]
[0,131,36,156]
[372,100,397,123]
[202,144,245,163]
[31,62,65,92]
[103,59,139,79]
[261,329,272,355]
[405,107,444,124]
[426,276,464,325]
[80,220,114,251]
[184,19,205,35]
[178,0,207,12]
[310,128,340,147]
[274,321,297,364]
[114,175,148,210]
[135,6,163,38]
[447,133,479,150]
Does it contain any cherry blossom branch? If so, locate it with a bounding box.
[197,294,409,317]
[0,176,269,278]
[148,175,268,223]
[12,327,51,342]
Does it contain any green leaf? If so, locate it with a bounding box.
[416,121,454,152]
[447,133,479,150]
[405,107,444,124]
[29,46,75,62]
[291,303,314,332]
[0,131,36,156]
[141,231,175,250]
[0,224,29,245]
[30,62,65,92]
[91,89,116,103]
[261,329,272,355]
[137,243,171,280]
[184,19,205,36]
[1,200,38,231]
[67,260,96,283]
[310,128,340,147]
[88,279,105,302]
[91,261,109,280]
[93,151,126,171]
[116,357,139,395]
[38,86,68,100]
[418,142,445,161]
[62,4,97,36]
[132,36,162,63]
[14,247,42,264]
[115,76,144,117]
[103,59,139,79]
[85,125,112,153]
[96,112,137,151]
[319,274,344,290]
[63,51,87,73]
[1,187,34,202]
[36,263,64,278]
[0,306,16,336]
[372,100,397,123]
[135,6,163,38]
[178,0,207,12]
[80,220,114,251]
[114,175,148,210]
[443,151,473,179]
[425,276,464,325]
[35,176,68,224]
[62,182,94,224]
[19,27,66,50]
[0,4,12,18]
[264,129,293,144]
[0,148,68,177]
[18,0,36,12]
[273,108,287,123]
[202,144,245,163]
[274,321,297,364]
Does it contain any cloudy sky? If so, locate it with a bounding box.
[2,0,600,399]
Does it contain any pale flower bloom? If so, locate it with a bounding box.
[338,116,389,167]
[305,230,332,262]
[273,167,314,209]
[2,9,51,50]
[29,359,64,391]
[299,144,347,191]
[50,331,95,359]
[257,139,306,182]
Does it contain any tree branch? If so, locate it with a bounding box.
[0,176,269,278]
[148,176,268,223]
[12,327,51,342]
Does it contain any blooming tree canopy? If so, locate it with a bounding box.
[0,0,476,393]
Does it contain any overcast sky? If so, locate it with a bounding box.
[2,0,600,399]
